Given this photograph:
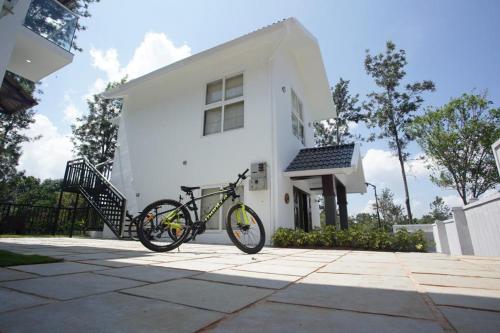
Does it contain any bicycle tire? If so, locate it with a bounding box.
[137,199,191,252]
[127,218,139,241]
[226,203,265,254]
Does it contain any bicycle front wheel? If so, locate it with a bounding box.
[137,199,191,252]
[226,203,265,254]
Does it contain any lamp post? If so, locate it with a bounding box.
[366,182,381,228]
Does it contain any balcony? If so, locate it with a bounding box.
[24,0,78,52]
[6,0,77,82]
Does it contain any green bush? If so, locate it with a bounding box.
[271,226,427,252]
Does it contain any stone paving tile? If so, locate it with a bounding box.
[151,259,234,272]
[319,262,406,276]
[77,259,139,268]
[208,302,443,333]
[0,268,37,282]
[413,273,500,290]
[424,285,500,311]
[123,278,274,313]
[338,254,399,264]
[192,255,262,265]
[0,287,52,313]
[263,259,325,268]
[233,262,317,276]
[0,272,145,300]
[403,259,490,271]
[438,306,500,333]
[62,252,132,261]
[97,266,200,282]
[270,273,434,319]
[407,266,500,278]
[285,255,339,263]
[191,269,300,289]
[0,292,223,333]
[8,262,107,276]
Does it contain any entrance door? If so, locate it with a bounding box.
[293,187,312,232]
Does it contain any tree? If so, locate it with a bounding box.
[314,78,361,146]
[417,196,451,224]
[412,93,500,204]
[71,79,126,165]
[363,41,435,222]
[375,188,405,226]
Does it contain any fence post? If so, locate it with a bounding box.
[69,194,80,238]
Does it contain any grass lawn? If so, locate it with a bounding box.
[0,250,62,267]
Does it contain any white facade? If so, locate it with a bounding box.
[106,18,365,244]
[0,0,75,84]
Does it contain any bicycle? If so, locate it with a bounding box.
[136,169,266,254]
[125,211,139,241]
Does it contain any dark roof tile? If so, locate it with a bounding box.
[285,144,355,172]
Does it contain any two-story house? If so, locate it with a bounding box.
[104,18,366,243]
[0,0,77,114]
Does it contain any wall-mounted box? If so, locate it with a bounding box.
[249,162,267,191]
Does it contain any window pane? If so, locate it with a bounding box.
[292,90,298,113]
[204,107,222,135]
[206,80,222,104]
[291,113,298,137]
[222,186,244,229]
[298,100,303,120]
[201,188,221,230]
[225,74,243,100]
[223,101,244,131]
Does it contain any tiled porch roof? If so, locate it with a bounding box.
[285,143,355,172]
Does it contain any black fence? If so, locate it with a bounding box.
[0,203,104,237]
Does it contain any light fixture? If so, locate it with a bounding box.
[26,59,31,63]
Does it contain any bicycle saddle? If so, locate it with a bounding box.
[180,186,200,193]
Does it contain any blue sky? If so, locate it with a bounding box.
[19,0,500,217]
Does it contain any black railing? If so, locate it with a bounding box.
[0,203,104,236]
[61,158,126,237]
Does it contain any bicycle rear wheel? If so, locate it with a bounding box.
[137,199,191,252]
[127,218,139,241]
[226,203,265,254]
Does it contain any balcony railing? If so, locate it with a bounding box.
[23,0,78,52]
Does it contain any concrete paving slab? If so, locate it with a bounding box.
[152,260,234,272]
[413,273,500,290]
[191,269,300,289]
[270,273,434,319]
[0,268,37,281]
[319,262,406,276]
[62,252,129,261]
[233,262,317,276]
[0,292,223,333]
[407,266,500,278]
[439,306,500,333]
[97,266,200,282]
[404,259,490,271]
[123,278,273,313]
[424,285,500,311]
[263,259,325,268]
[0,287,52,313]
[77,259,139,268]
[8,262,107,276]
[208,301,443,333]
[1,272,144,300]
[285,255,339,263]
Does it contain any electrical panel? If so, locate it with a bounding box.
[249,162,267,191]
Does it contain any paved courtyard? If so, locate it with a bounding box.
[0,238,499,332]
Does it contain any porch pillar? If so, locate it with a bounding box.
[322,175,336,227]
[336,179,348,230]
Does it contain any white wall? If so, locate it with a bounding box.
[113,48,273,244]
[464,192,500,256]
[0,0,29,82]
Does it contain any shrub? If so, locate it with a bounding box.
[271,226,427,252]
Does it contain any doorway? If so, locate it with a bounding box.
[293,187,312,232]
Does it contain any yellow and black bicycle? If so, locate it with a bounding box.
[137,169,266,254]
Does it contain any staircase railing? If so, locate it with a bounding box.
[62,158,126,238]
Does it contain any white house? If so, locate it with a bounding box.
[104,18,366,244]
[0,0,77,114]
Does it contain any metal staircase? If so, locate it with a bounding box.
[60,158,127,238]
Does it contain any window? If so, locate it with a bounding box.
[200,186,244,230]
[291,89,305,145]
[203,74,244,136]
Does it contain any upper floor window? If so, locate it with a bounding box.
[203,74,244,136]
[291,89,305,145]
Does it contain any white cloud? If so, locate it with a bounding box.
[87,32,191,98]
[62,93,82,123]
[363,149,430,187]
[18,114,74,180]
[362,199,375,214]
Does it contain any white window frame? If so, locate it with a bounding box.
[202,73,244,136]
[198,185,244,231]
[291,88,305,145]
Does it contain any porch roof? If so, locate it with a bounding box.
[284,143,367,194]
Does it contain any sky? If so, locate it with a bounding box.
[18,0,500,218]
